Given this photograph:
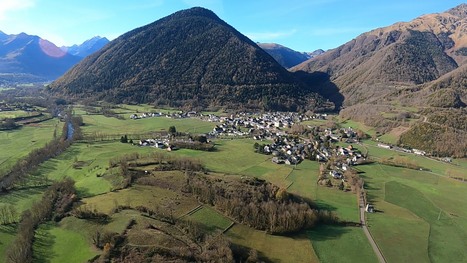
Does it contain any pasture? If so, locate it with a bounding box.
[226,223,319,263]
[81,113,215,136]
[0,118,58,172]
[34,221,99,263]
[358,163,467,263]
[308,225,378,263]
[186,206,233,233]
[33,141,155,196]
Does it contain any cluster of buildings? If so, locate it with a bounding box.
[377,142,426,156]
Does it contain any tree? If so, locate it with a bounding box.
[120,135,128,143]
[169,126,177,134]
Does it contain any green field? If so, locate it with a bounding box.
[358,163,467,263]
[0,119,58,172]
[362,140,467,180]
[81,114,215,136]
[308,225,378,263]
[0,225,17,262]
[34,221,99,263]
[33,141,156,196]
[226,223,320,263]
[186,206,233,232]
[0,110,36,120]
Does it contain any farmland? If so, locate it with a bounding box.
[1,105,466,262]
[0,118,58,172]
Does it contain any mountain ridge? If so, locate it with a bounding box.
[258,42,324,68]
[292,4,467,106]
[62,36,110,58]
[49,7,332,112]
[0,32,81,82]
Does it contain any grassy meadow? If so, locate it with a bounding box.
[81,111,215,136]
[357,163,467,263]
[0,118,59,172]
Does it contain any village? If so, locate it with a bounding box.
[130,110,368,187]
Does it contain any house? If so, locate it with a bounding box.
[412,149,426,156]
[365,204,374,213]
[330,170,343,179]
[377,143,391,149]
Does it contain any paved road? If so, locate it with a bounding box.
[359,195,387,263]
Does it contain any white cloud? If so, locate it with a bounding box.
[246,29,297,41]
[0,0,35,20]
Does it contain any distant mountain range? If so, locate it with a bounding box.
[0,32,108,83]
[48,7,332,112]
[257,43,324,68]
[61,36,109,58]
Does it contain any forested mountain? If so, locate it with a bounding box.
[0,32,81,82]
[258,43,323,68]
[292,3,467,107]
[48,7,332,112]
[61,36,110,58]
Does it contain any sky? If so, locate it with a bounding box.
[0,0,465,52]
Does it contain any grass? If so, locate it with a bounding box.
[81,114,215,135]
[308,225,378,263]
[0,110,36,120]
[0,119,58,172]
[226,224,319,263]
[34,220,99,263]
[186,206,233,232]
[0,224,16,262]
[34,141,155,197]
[82,184,199,217]
[362,140,467,180]
[358,163,467,263]
[175,139,292,187]
[339,119,377,137]
[0,187,46,220]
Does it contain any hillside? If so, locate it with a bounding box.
[292,4,467,106]
[258,43,322,68]
[48,7,331,112]
[0,32,81,82]
[62,36,110,58]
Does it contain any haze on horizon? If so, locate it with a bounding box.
[0,0,465,52]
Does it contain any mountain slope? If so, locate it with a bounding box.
[258,43,320,68]
[292,4,467,106]
[0,32,81,81]
[49,7,330,111]
[62,36,110,58]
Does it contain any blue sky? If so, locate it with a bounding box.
[0,0,465,51]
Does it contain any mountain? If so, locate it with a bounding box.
[0,32,81,82]
[49,7,331,111]
[304,49,325,59]
[292,3,467,106]
[62,36,110,58]
[258,43,323,68]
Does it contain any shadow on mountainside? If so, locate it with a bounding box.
[294,71,344,110]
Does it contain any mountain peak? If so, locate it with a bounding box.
[50,8,329,111]
[447,3,467,18]
[174,7,219,19]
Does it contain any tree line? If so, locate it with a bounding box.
[0,113,82,192]
[5,179,77,263]
[185,175,338,234]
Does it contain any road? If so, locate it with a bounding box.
[359,194,387,263]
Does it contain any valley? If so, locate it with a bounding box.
[0,102,465,262]
[0,3,466,263]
